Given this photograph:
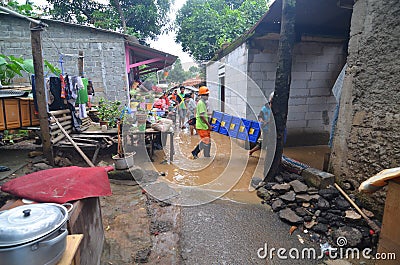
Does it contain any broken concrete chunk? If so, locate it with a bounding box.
[345,210,362,220]
[302,168,334,189]
[256,187,271,201]
[361,208,375,218]
[317,197,330,210]
[279,208,303,224]
[271,199,284,212]
[289,179,308,193]
[296,194,312,202]
[271,183,291,192]
[280,191,296,202]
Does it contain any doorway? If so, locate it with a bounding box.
[219,76,225,112]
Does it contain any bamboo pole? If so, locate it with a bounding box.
[334,183,380,233]
[50,113,95,167]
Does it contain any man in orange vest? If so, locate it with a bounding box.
[191,86,212,159]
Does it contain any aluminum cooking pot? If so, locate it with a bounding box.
[0,203,72,265]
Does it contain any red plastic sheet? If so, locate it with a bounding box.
[1,166,113,204]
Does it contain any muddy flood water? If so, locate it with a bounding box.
[135,129,329,205]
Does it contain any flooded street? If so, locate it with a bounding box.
[138,129,328,205]
[143,131,264,205]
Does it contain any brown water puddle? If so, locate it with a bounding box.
[143,130,330,205]
[283,145,330,170]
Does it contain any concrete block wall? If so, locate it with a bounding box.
[224,43,248,118]
[0,14,128,103]
[206,61,220,112]
[206,43,249,119]
[248,40,346,144]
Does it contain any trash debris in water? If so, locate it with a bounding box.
[297,234,305,244]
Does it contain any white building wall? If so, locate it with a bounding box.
[224,44,248,118]
[206,61,219,112]
[206,43,249,119]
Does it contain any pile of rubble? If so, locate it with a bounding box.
[257,171,379,249]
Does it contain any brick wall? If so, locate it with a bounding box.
[0,14,128,103]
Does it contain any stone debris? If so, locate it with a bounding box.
[295,194,312,202]
[256,187,270,200]
[258,171,379,250]
[345,210,362,220]
[271,183,291,192]
[279,191,296,202]
[279,208,303,224]
[289,179,308,193]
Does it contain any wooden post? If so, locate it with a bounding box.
[30,23,54,165]
[78,50,84,77]
[266,0,296,180]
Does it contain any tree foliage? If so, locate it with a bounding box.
[141,59,201,85]
[42,0,172,41]
[175,0,268,61]
[167,59,201,84]
[3,0,40,16]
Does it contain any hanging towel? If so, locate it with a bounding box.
[60,74,66,99]
[76,77,89,104]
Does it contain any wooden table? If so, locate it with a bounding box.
[57,234,83,265]
[81,126,174,161]
[130,129,175,162]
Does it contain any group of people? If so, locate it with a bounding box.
[154,85,275,160]
[170,85,213,159]
[151,85,212,159]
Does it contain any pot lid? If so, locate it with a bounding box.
[0,203,67,247]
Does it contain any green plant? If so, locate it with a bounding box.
[97,98,123,128]
[0,54,61,85]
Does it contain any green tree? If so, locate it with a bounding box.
[3,0,40,16]
[188,65,200,76]
[42,0,172,41]
[167,58,188,83]
[175,0,268,61]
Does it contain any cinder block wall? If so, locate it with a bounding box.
[0,14,128,103]
[206,61,220,111]
[206,43,249,119]
[248,39,346,145]
[330,0,400,214]
[224,44,248,119]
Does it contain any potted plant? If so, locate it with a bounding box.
[96,98,122,128]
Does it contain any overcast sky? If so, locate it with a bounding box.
[148,0,195,68]
[20,0,194,67]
